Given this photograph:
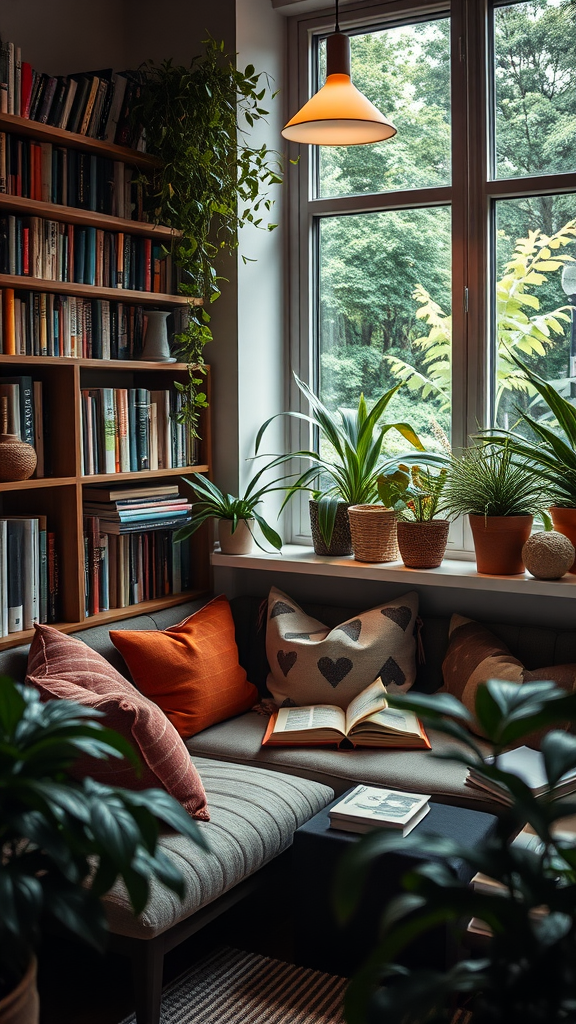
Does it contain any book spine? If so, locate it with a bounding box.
[48,532,58,623]
[102,387,116,474]
[128,389,138,472]
[7,519,24,633]
[39,527,48,623]
[135,388,149,471]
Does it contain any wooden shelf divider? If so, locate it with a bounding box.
[0,273,201,307]
[0,193,183,240]
[0,112,161,168]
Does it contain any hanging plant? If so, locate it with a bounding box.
[131,38,283,436]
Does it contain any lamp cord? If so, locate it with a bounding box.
[335,0,340,32]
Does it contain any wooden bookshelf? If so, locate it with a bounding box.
[0,106,213,646]
[0,274,200,307]
[0,112,161,168]
[0,193,183,240]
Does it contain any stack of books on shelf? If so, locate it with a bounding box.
[0,40,143,149]
[0,215,175,292]
[0,374,45,475]
[466,746,576,806]
[0,515,58,634]
[329,784,431,837]
[0,134,147,220]
[81,386,197,475]
[83,484,193,614]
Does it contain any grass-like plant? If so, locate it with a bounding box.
[440,443,548,519]
[0,679,207,1002]
[482,354,576,509]
[255,375,448,546]
[174,472,284,551]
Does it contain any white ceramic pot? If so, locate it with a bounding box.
[218,519,254,555]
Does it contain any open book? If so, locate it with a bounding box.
[262,678,430,749]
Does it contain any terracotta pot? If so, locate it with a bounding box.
[218,519,254,555]
[549,507,576,574]
[309,500,352,556]
[397,519,450,569]
[0,958,39,1024]
[469,514,533,575]
[348,505,398,562]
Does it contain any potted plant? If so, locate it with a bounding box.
[440,443,547,575]
[175,472,283,555]
[378,464,450,569]
[335,678,576,1024]
[255,376,447,557]
[482,355,576,574]
[0,678,206,1024]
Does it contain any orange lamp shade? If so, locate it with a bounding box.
[282,32,396,146]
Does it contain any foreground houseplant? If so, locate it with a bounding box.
[482,355,576,573]
[378,464,450,568]
[174,472,283,554]
[335,678,576,1024]
[0,679,206,1022]
[441,443,547,574]
[256,376,446,556]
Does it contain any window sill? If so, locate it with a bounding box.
[211,544,576,599]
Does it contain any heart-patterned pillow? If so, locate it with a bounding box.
[265,586,419,709]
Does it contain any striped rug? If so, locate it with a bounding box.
[120,946,347,1024]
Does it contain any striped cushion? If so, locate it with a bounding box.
[102,757,335,938]
[26,624,209,820]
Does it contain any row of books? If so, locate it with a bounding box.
[83,485,194,614]
[0,134,146,220]
[81,389,198,476]
[0,41,142,148]
[0,516,58,634]
[0,288,186,359]
[0,375,45,476]
[466,745,576,805]
[0,215,176,292]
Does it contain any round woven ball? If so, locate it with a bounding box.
[522,531,575,580]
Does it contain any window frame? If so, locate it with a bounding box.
[285,0,576,550]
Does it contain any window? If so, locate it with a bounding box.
[287,0,576,548]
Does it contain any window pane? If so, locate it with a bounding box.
[317,19,451,199]
[494,195,576,431]
[318,207,452,454]
[493,0,576,179]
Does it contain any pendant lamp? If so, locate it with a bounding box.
[282,0,396,146]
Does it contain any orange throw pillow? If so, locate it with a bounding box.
[110,595,258,738]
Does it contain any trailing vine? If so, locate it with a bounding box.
[131,38,283,435]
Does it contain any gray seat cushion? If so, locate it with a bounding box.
[186,712,494,812]
[103,756,334,939]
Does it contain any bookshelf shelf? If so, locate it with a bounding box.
[0,273,200,307]
[0,590,207,650]
[0,477,75,492]
[0,112,161,168]
[82,466,209,484]
[0,194,183,240]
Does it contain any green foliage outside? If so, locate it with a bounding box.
[318,2,576,445]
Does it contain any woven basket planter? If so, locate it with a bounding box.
[397,519,450,569]
[348,505,398,563]
[309,500,352,556]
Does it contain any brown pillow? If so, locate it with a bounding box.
[26,624,209,820]
[442,614,576,742]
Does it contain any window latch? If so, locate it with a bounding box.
[464,286,469,313]
[459,36,465,62]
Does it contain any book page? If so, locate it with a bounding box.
[345,679,388,732]
[351,706,421,737]
[274,704,346,736]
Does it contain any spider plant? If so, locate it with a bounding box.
[482,353,576,508]
[255,375,448,546]
[440,443,549,520]
[174,471,284,551]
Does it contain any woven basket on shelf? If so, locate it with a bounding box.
[397,519,450,569]
[348,505,398,563]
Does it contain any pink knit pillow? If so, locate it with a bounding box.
[26,624,209,821]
